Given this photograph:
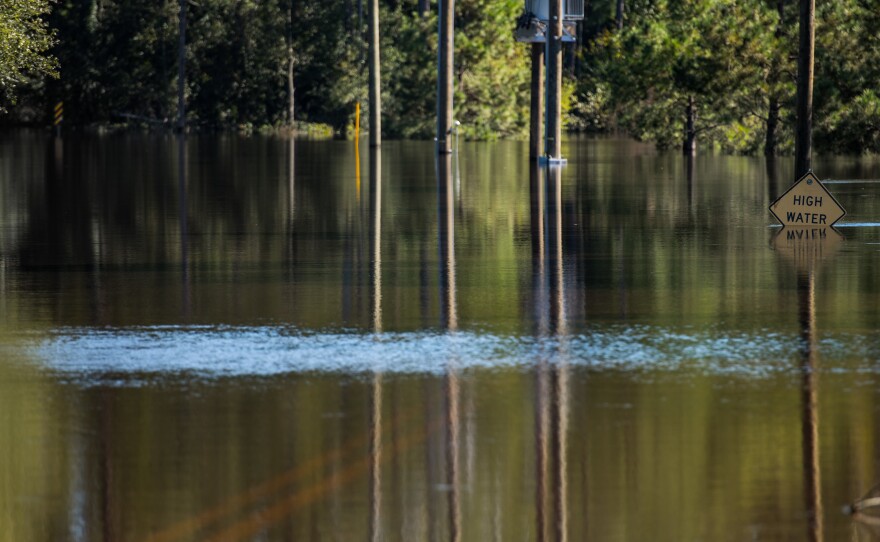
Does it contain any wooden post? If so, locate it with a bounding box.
[437,0,455,154]
[795,0,814,178]
[545,0,563,160]
[368,0,381,147]
[177,0,186,133]
[530,44,545,161]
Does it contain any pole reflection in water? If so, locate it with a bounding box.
[178,134,191,319]
[370,148,383,542]
[530,163,550,542]
[289,135,296,221]
[547,165,569,542]
[532,164,570,542]
[437,153,461,542]
[799,270,823,542]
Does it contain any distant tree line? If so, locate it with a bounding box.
[4,0,880,153]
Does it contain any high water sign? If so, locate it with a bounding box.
[770,171,846,227]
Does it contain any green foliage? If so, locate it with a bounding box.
[5,0,533,139]
[0,0,58,111]
[454,0,529,139]
[584,0,784,151]
[9,0,880,152]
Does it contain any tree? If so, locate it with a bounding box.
[0,0,58,111]
[588,0,783,153]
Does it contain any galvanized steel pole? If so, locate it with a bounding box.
[369,0,381,147]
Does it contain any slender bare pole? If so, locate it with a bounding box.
[794,0,815,178]
[368,0,381,147]
[529,44,545,161]
[545,0,563,160]
[437,0,455,154]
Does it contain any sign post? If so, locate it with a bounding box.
[769,171,845,227]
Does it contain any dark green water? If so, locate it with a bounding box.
[1,130,880,541]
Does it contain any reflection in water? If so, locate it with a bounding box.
[4,136,880,541]
[178,135,191,319]
[370,148,383,542]
[438,154,461,542]
[532,165,570,542]
[686,154,696,213]
[530,163,550,542]
[799,271,823,542]
[289,136,295,220]
[767,155,779,204]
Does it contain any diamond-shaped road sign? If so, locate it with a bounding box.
[770,171,846,227]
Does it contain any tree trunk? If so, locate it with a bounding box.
[176,0,186,133]
[764,1,784,156]
[682,96,696,155]
[765,97,779,156]
[418,0,429,16]
[287,48,295,127]
[616,0,624,30]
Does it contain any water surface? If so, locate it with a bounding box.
[1,131,880,541]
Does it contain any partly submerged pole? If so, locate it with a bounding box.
[545,0,563,161]
[529,44,545,161]
[794,0,815,179]
[437,0,455,154]
[368,0,381,147]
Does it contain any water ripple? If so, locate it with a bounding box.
[9,325,878,383]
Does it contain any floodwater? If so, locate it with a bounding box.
[1,130,880,541]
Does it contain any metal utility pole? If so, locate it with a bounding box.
[794,0,814,179]
[368,0,381,147]
[437,0,455,154]
[529,44,544,161]
[545,0,563,161]
[177,0,187,133]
